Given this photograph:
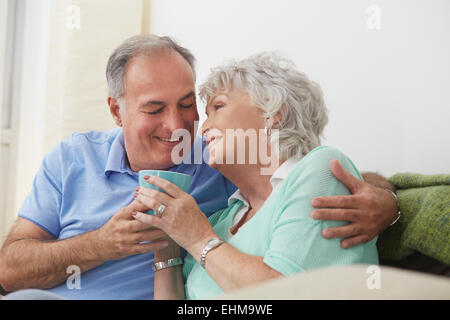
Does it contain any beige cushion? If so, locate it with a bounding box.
[215,264,450,300]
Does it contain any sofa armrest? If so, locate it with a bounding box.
[380,252,450,277]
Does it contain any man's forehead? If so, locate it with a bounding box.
[126,51,194,78]
[124,52,195,103]
[137,90,196,108]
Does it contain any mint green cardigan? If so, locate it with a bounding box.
[183,146,379,299]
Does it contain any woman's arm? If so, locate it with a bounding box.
[136,212,282,294]
[133,176,283,294]
[312,159,399,248]
[189,241,282,292]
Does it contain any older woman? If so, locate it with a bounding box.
[133,52,378,299]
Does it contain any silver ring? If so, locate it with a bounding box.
[156,204,166,216]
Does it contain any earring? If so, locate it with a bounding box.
[264,126,271,136]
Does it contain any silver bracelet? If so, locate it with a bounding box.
[152,257,183,272]
[200,238,224,268]
[383,188,401,226]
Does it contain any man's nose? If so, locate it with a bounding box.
[164,108,185,131]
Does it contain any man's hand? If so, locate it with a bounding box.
[0,199,170,292]
[94,200,169,261]
[311,159,398,249]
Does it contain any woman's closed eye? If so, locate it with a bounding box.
[205,102,225,117]
[214,104,224,111]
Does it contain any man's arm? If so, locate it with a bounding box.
[311,159,399,249]
[153,241,185,300]
[361,171,395,192]
[0,201,168,292]
[0,218,105,291]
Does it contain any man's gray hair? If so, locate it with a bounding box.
[106,34,196,105]
[199,52,328,161]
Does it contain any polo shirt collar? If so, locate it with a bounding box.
[226,158,298,234]
[104,129,135,177]
[269,157,298,190]
[227,157,298,205]
[228,188,249,207]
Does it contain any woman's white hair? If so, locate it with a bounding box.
[199,52,328,161]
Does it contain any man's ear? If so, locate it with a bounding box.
[108,97,123,127]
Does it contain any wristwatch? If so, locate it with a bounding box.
[152,257,183,272]
[200,238,225,268]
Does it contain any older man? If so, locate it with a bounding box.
[0,35,399,300]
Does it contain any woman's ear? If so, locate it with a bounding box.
[272,110,283,127]
[108,97,123,127]
[265,110,283,128]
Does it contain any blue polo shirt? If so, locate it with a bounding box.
[18,128,236,300]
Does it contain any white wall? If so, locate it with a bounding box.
[0,0,51,242]
[0,0,145,240]
[0,0,10,243]
[150,0,450,177]
[14,0,51,220]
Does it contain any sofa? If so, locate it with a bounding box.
[1,173,449,299]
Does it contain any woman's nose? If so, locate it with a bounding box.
[200,118,210,137]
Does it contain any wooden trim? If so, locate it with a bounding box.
[141,0,151,34]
